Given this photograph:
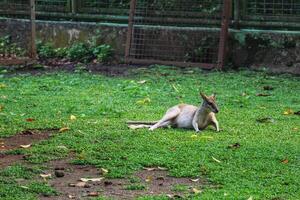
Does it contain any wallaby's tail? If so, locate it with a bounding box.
[126,121,158,125]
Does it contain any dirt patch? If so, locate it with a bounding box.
[1,60,148,77]
[0,129,58,168]
[40,159,208,200]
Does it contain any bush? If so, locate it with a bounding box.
[92,44,113,62]
[66,42,92,62]
[37,42,56,59]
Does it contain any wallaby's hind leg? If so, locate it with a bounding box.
[149,107,180,131]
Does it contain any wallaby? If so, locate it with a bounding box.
[148,92,219,132]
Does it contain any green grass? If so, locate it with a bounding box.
[0,66,300,199]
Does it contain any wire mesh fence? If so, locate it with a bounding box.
[0,0,36,64]
[35,0,70,12]
[77,0,130,15]
[125,0,228,68]
[241,0,300,22]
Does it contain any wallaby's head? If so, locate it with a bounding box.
[200,92,219,113]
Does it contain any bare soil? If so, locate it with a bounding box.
[40,158,207,200]
[0,129,58,168]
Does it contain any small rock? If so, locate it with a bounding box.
[104,181,113,186]
[55,171,65,178]
[68,194,76,199]
[156,176,165,181]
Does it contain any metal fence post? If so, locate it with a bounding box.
[217,0,231,69]
[233,0,240,29]
[71,0,78,14]
[125,0,137,63]
[30,0,37,59]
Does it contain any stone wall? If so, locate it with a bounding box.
[0,18,299,74]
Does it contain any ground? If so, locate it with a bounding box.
[0,65,299,200]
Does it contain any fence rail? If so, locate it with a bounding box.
[0,0,299,29]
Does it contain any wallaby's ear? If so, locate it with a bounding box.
[212,93,217,99]
[200,92,208,101]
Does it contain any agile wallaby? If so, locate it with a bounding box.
[149,92,219,132]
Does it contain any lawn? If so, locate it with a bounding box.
[0,66,299,200]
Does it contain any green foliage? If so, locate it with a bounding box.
[0,35,26,57]
[37,42,57,59]
[27,182,58,197]
[37,40,113,63]
[92,44,113,62]
[66,42,91,62]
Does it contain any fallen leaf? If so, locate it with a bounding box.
[40,173,52,180]
[0,105,3,112]
[143,167,156,171]
[228,143,241,149]
[88,192,99,197]
[138,80,147,84]
[212,156,221,163]
[59,127,70,133]
[281,159,289,164]
[283,109,294,115]
[191,188,202,194]
[191,134,198,138]
[256,117,275,123]
[80,177,104,182]
[263,85,274,90]
[20,144,31,149]
[190,178,200,182]
[292,127,299,131]
[256,93,271,97]
[99,168,108,175]
[158,167,168,171]
[247,196,253,200]
[136,97,151,105]
[20,186,29,189]
[75,182,86,187]
[26,118,35,122]
[145,175,153,182]
[70,115,76,121]
[0,83,7,88]
[241,92,248,96]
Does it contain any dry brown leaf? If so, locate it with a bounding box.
[0,84,7,88]
[145,175,153,182]
[281,159,289,164]
[20,144,31,149]
[158,166,168,171]
[212,156,221,163]
[70,115,76,121]
[143,167,156,171]
[99,168,108,175]
[80,177,104,182]
[88,192,99,197]
[26,118,35,122]
[40,173,52,179]
[191,188,202,194]
[283,109,294,115]
[59,127,70,133]
[75,182,87,187]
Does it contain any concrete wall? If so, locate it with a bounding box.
[0,18,299,74]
